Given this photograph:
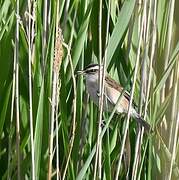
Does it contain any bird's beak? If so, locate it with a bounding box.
[76,70,84,75]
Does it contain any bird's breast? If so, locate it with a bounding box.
[85,80,114,112]
[86,80,99,105]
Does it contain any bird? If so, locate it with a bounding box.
[77,63,151,131]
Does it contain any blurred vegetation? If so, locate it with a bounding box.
[0,0,178,179]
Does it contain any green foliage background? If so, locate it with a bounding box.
[0,0,178,179]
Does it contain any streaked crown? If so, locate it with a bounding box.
[83,64,101,74]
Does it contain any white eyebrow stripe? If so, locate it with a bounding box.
[84,64,99,71]
[86,66,99,71]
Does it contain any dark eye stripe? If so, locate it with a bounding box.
[85,69,98,74]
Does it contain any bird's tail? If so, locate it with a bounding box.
[134,113,151,132]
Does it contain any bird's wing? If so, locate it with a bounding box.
[123,91,137,108]
[105,75,137,108]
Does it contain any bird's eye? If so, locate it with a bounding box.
[85,69,97,74]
